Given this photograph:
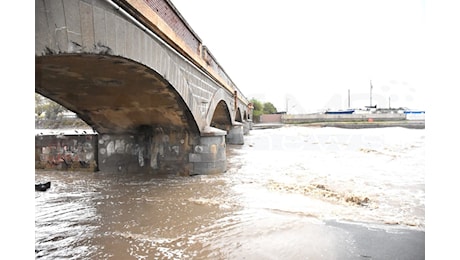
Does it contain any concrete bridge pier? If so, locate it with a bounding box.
[96,126,229,175]
[243,121,252,135]
[226,123,245,145]
[189,127,227,175]
[97,127,195,175]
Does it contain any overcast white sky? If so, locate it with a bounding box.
[169,0,451,113]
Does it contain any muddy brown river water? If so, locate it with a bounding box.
[35,126,425,259]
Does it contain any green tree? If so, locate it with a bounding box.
[263,102,277,114]
[35,93,91,129]
[35,94,67,120]
[250,98,278,123]
[250,98,263,118]
[35,93,46,117]
[45,102,67,120]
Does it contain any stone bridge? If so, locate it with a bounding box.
[35,0,253,175]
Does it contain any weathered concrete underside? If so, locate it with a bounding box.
[36,54,199,135]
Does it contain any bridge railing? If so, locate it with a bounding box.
[116,0,249,105]
[201,45,249,105]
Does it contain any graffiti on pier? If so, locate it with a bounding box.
[35,134,98,171]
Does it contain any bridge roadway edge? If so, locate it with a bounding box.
[35,0,251,175]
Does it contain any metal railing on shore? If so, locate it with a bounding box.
[282,113,408,124]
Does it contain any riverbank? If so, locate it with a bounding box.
[296,120,425,129]
[253,120,425,130]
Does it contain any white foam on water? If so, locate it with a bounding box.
[226,126,425,230]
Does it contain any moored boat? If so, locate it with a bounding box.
[325,109,355,115]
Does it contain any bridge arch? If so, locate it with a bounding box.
[209,100,233,131]
[235,108,243,123]
[206,88,236,127]
[36,54,200,135]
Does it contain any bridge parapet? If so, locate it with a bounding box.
[118,0,249,105]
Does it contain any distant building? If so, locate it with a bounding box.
[260,113,284,124]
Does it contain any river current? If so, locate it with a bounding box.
[35,126,425,259]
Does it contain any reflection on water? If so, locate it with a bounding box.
[35,126,424,259]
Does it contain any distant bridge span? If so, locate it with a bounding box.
[35,0,253,174]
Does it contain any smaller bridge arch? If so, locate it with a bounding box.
[235,108,243,123]
[206,89,235,125]
[210,100,233,131]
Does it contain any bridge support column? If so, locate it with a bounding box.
[243,121,251,135]
[97,128,193,175]
[226,123,244,145]
[189,127,227,175]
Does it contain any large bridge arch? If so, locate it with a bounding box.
[35,0,228,135]
[36,54,200,135]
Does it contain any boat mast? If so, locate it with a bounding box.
[348,89,351,108]
[369,80,373,107]
[285,96,288,114]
